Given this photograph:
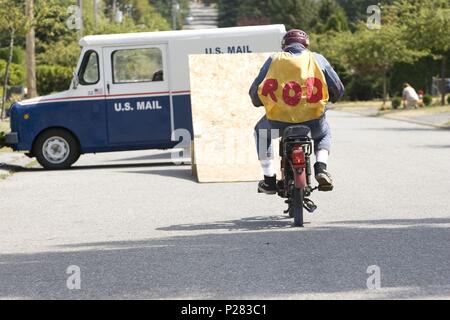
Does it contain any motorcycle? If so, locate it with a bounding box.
[274,125,327,227]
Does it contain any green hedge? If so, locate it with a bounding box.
[0,47,25,65]
[391,97,401,109]
[423,94,433,106]
[36,65,73,96]
[343,75,380,101]
[0,59,25,86]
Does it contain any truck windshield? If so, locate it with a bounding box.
[79,50,99,85]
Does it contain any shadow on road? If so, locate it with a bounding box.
[157,215,299,231]
[157,217,450,232]
[329,218,450,226]
[121,167,196,182]
[6,161,184,173]
[0,163,24,173]
[70,162,184,171]
[422,144,450,149]
[1,161,194,183]
[1,217,449,299]
[109,151,184,162]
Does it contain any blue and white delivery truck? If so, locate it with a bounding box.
[4,25,286,169]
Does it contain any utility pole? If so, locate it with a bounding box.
[112,0,117,22]
[440,56,447,106]
[93,0,98,30]
[77,0,83,36]
[25,0,37,98]
[172,0,179,30]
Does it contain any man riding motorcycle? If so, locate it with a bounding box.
[249,29,345,194]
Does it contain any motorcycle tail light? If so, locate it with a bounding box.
[291,147,306,167]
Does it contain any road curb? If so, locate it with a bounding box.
[379,114,450,130]
[332,107,450,130]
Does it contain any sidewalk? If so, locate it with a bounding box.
[379,107,450,129]
[332,102,450,129]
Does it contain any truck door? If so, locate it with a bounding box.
[102,44,171,144]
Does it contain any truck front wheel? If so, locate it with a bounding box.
[33,129,80,170]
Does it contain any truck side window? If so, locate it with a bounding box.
[112,48,164,84]
[79,50,99,85]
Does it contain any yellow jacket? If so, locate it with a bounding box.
[257,51,329,123]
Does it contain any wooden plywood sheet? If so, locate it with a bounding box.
[189,53,280,183]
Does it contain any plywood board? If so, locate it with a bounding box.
[189,53,280,183]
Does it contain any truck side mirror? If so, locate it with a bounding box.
[72,72,79,90]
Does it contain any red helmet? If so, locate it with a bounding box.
[282,29,310,48]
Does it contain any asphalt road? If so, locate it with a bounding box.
[0,110,449,300]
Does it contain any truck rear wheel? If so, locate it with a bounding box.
[33,129,80,170]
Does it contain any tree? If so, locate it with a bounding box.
[216,0,340,30]
[234,0,271,26]
[150,0,190,29]
[35,0,76,50]
[116,0,170,30]
[267,0,320,30]
[336,0,395,25]
[216,0,272,27]
[26,0,37,98]
[217,0,241,27]
[337,22,427,105]
[394,0,450,105]
[0,0,28,119]
[315,0,349,33]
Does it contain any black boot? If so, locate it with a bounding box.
[314,162,333,191]
[258,175,277,194]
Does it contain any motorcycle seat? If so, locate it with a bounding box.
[282,125,311,140]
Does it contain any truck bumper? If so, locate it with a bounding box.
[0,132,19,147]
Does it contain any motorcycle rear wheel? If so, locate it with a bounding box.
[291,187,304,227]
